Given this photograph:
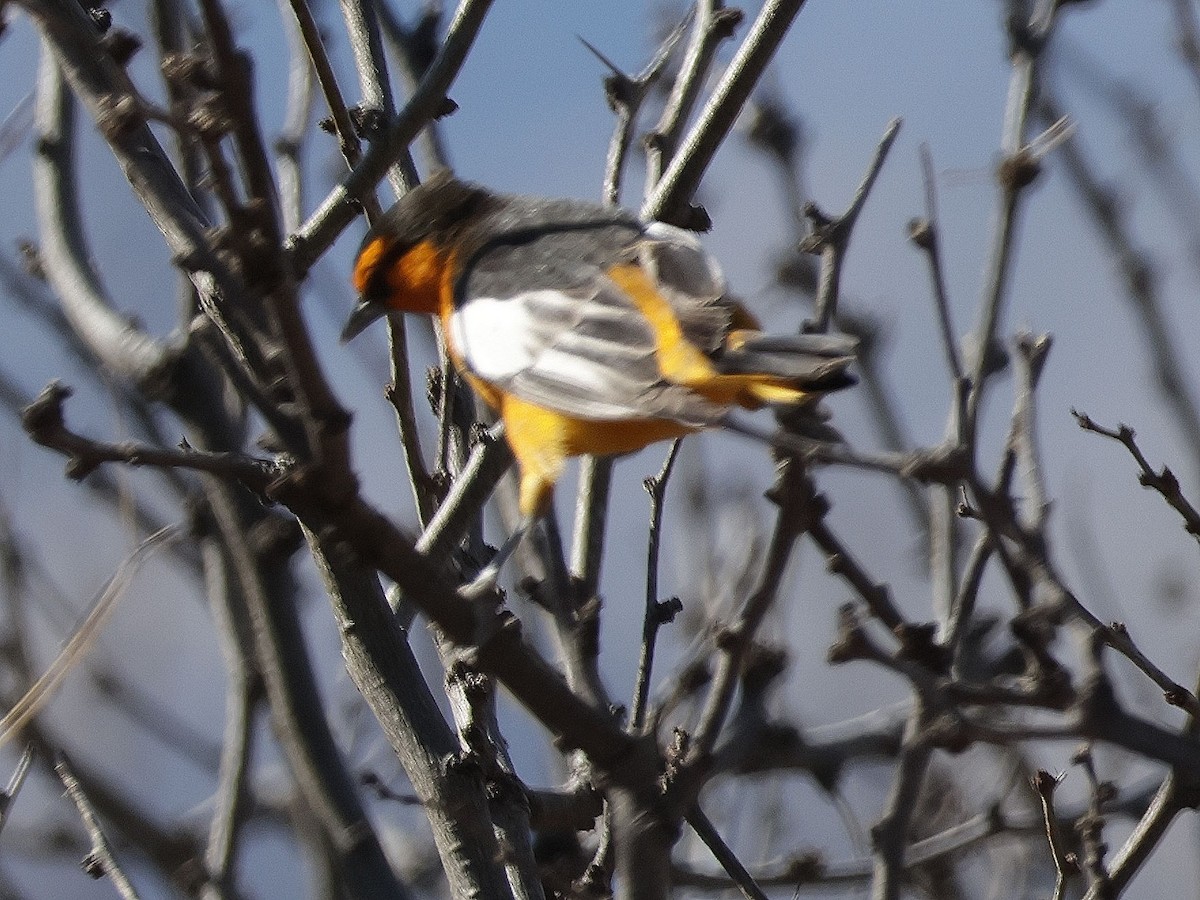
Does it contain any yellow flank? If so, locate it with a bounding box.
[724,328,757,351]
[606,264,810,409]
[742,383,808,405]
[412,256,813,516]
[499,392,694,516]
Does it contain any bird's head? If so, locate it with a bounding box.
[343,170,493,341]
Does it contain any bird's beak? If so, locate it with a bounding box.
[341,298,387,343]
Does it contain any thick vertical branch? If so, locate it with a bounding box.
[305,533,519,900]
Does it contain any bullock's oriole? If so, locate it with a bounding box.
[344,170,855,526]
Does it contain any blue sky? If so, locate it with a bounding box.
[1,1,1199,896]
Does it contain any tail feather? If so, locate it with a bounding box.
[716,331,857,388]
[729,332,858,356]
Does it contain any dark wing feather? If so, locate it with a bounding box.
[636,221,734,355]
[451,225,725,424]
[715,333,858,385]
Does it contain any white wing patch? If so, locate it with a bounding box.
[450,274,725,424]
[448,293,540,381]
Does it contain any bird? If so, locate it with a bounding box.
[344,170,855,575]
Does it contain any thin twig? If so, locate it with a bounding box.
[1033,769,1076,900]
[582,9,689,206]
[198,0,356,482]
[22,381,276,492]
[0,527,180,749]
[0,746,34,838]
[285,0,384,223]
[56,754,142,900]
[808,518,906,630]
[386,319,439,526]
[1096,771,1190,898]
[569,456,613,610]
[689,462,815,761]
[275,0,316,234]
[965,0,1066,437]
[869,704,934,900]
[803,117,900,331]
[1071,410,1200,543]
[1012,331,1053,530]
[415,423,512,560]
[32,48,176,389]
[202,678,259,900]
[675,763,1161,891]
[1072,745,1113,897]
[909,143,963,382]
[338,0,417,197]
[630,440,682,733]
[645,0,743,190]
[685,805,769,900]
[288,0,496,276]
[376,3,454,170]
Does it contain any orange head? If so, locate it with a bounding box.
[343,170,495,341]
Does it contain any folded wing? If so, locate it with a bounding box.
[450,216,854,425]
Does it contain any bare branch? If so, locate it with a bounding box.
[965,0,1069,437]
[1033,770,1077,900]
[0,747,34,838]
[22,382,276,491]
[800,117,900,332]
[642,0,812,226]
[338,0,417,197]
[33,46,177,390]
[869,706,935,900]
[685,805,769,900]
[630,440,683,733]
[56,754,143,900]
[1071,411,1200,544]
[288,0,496,275]
[582,10,689,206]
[0,526,179,750]
[908,143,964,382]
[275,0,316,234]
[646,0,744,189]
[284,0,383,222]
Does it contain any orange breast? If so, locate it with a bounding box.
[354,237,447,315]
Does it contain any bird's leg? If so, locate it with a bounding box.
[458,515,534,599]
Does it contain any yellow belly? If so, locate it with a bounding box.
[498,393,696,515]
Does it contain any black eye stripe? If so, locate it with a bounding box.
[363,240,412,300]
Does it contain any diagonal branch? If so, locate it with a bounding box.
[288,0,495,275]
[56,754,143,900]
[642,0,812,226]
